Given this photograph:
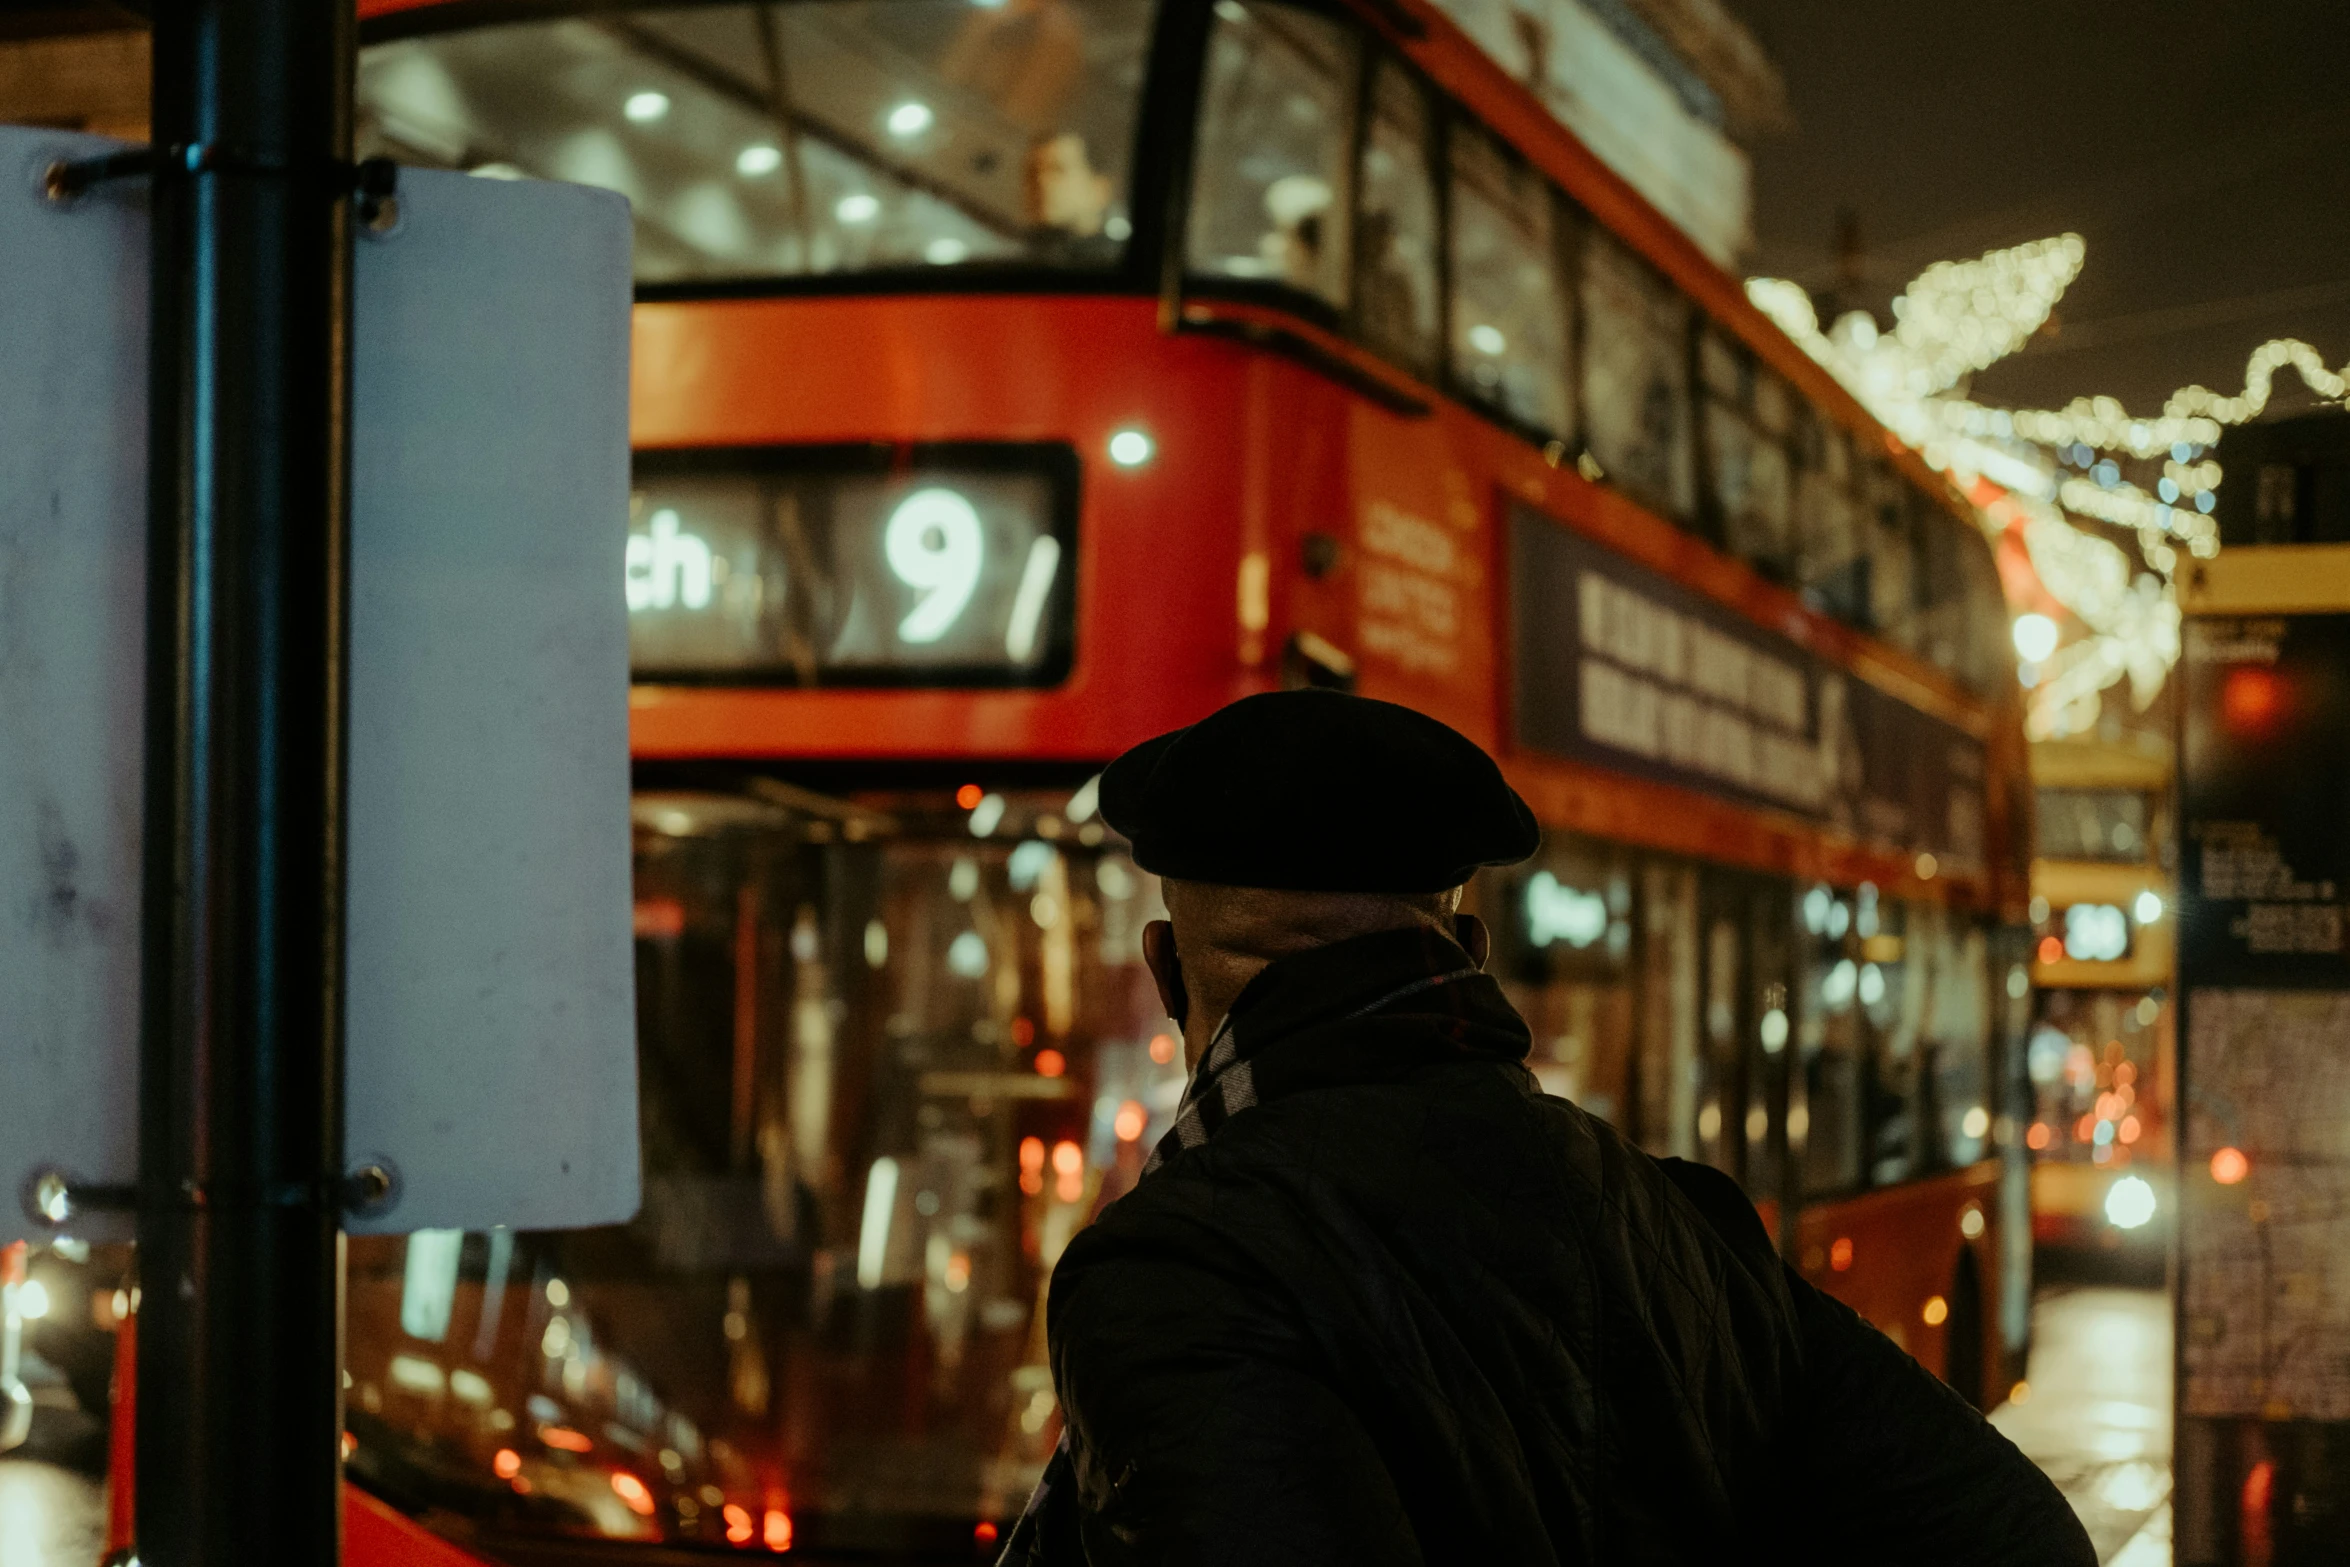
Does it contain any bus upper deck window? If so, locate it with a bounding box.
[1186,1,1360,311]
[1581,229,1696,522]
[357,0,1157,285]
[1447,125,1572,439]
[1352,59,1440,378]
[1698,328,1794,577]
[1797,444,1874,630]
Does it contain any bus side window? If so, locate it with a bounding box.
[1796,883,1865,1197]
[1868,474,1922,653]
[1802,447,1879,633]
[1580,228,1695,521]
[1864,893,1919,1186]
[1913,502,1968,676]
[1792,416,1855,612]
[1488,843,1635,1127]
[1957,527,2013,697]
[1639,861,1701,1161]
[1185,0,1360,311]
[1445,123,1572,438]
[1933,921,1994,1167]
[1800,456,1870,629]
[1698,326,1794,579]
[1352,57,1441,379]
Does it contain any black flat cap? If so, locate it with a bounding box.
[1098,690,1539,893]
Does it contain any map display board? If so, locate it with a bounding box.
[2182,990,2350,1419]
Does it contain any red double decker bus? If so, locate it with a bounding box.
[91,0,2037,1558]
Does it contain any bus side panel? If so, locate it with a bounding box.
[349,1483,498,1566]
[1332,394,1505,747]
[1792,1163,2002,1394]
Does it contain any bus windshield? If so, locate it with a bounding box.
[344,786,1178,1552]
[358,0,1157,284]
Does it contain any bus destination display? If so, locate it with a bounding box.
[626,445,1078,686]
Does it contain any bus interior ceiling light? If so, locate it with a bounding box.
[837,193,880,224]
[888,102,934,137]
[736,145,783,177]
[624,90,669,123]
[1107,428,1154,468]
[967,792,1006,837]
[857,1158,899,1289]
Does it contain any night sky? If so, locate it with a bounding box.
[1731,0,2350,419]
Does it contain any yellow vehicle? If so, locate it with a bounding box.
[2021,736,2173,1261]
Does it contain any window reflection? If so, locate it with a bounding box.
[357,0,1155,283]
[1581,230,1695,519]
[345,786,1177,1549]
[1353,60,1441,377]
[1186,0,1359,309]
[1859,889,1918,1185]
[1492,843,1635,1126]
[1866,466,1925,653]
[1925,915,1992,1168]
[1448,125,1572,436]
[1796,882,1864,1195]
[1699,328,1795,577]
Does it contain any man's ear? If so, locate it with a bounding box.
[1454,913,1492,972]
[1142,919,1187,1025]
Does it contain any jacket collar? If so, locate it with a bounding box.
[1143,924,1533,1178]
[1218,922,1524,1061]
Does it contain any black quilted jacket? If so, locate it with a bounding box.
[1017,927,2092,1566]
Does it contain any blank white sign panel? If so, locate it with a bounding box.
[0,127,641,1242]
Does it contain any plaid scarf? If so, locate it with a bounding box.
[997,924,1533,1565]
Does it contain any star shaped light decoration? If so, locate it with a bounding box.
[1749,237,2349,739]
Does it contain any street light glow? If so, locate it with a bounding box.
[2105,1175,2157,1230]
[623,91,670,124]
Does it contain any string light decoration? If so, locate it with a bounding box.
[1749,240,2350,739]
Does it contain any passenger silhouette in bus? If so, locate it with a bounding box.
[1000,691,2095,1567]
[1355,208,1433,365]
[1023,131,1120,264]
[1260,173,1334,296]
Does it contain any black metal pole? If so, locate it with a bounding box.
[137,3,354,1562]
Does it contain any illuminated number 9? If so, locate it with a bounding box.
[884,488,985,644]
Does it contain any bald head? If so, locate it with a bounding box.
[1142,880,1482,1068]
